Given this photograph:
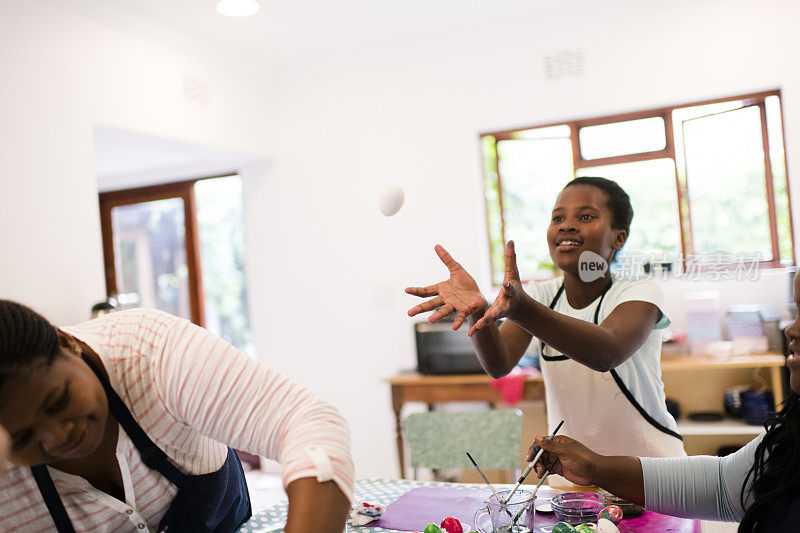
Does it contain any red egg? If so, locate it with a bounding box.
[440,516,463,533]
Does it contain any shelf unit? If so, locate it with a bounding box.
[660,353,784,455]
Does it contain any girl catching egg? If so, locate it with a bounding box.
[406,176,684,460]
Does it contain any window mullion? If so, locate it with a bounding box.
[182,183,206,327]
[758,101,781,264]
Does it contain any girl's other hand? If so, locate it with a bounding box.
[406,244,487,330]
[528,435,599,487]
[468,241,526,336]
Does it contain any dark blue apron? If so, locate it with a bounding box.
[31,354,252,533]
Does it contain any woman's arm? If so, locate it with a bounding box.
[531,434,757,522]
[284,478,350,533]
[466,314,533,378]
[150,312,354,529]
[471,241,660,372]
[507,298,660,372]
[529,435,645,505]
[639,436,759,522]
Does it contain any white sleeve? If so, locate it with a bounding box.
[151,314,355,502]
[640,435,761,521]
[613,279,671,329]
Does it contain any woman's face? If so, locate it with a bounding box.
[546,184,627,274]
[783,272,800,394]
[0,348,109,466]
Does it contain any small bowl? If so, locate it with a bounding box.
[550,492,604,525]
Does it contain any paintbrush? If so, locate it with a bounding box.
[510,463,554,528]
[466,451,513,518]
[504,419,563,504]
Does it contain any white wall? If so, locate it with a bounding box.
[2,0,799,483]
[0,0,277,324]
[251,0,800,478]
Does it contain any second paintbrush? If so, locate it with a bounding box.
[503,419,564,504]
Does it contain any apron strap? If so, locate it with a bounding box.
[537,279,682,441]
[608,370,683,440]
[540,279,612,361]
[31,465,77,533]
[80,354,188,487]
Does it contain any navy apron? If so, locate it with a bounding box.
[31,354,252,533]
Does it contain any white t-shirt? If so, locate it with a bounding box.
[524,275,685,458]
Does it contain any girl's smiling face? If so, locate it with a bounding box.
[0,348,109,466]
[547,184,627,274]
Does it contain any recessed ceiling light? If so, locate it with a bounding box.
[216,0,260,17]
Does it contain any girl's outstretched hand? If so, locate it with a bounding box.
[406,245,487,330]
[468,241,527,336]
[528,435,599,487]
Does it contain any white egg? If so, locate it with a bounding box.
[596,518,620,533]
[379,186,405,216]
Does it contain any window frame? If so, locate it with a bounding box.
[480,89,794,284]
[98,174,235,327]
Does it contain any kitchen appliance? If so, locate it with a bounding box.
[414,320,484,375]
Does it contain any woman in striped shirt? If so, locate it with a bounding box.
[0,300,354,532]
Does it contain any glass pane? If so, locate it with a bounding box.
[683,106,772,258]
[481,136,505,284]
[497,137,574,281]
[515,124,572,140]
[672,101,745,255]
[766,96,793,264]
[111,198,191,319]
[195,175,255,356]
[579,117,666,159]
[577,159,682,267]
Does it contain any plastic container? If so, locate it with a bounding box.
[550,492,603,525]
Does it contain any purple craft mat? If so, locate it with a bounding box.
[372,487,491,530]
[372,487,701,532]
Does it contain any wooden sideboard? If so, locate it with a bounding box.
[387,371,545,478]
[388,353,787,477]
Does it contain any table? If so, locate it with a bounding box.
[238,478,701,532]
[388,372,545,478]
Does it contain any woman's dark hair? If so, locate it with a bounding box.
[0,299,60,390]
[563,176,633,234]
[739,393,800,531]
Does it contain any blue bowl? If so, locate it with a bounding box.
[740,389,773,425]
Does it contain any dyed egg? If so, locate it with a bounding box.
[575,524,597,532]
[553,523,577,533]
[599,505,623,524]
[596,518,620,533]
[440,516,463,533]
[424,524,442,533]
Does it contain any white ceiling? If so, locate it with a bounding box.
[42,0,589,63]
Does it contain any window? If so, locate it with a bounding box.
[98,175,254,356]
[481,90,793,285]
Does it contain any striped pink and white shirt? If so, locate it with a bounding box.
[0,308,354,532]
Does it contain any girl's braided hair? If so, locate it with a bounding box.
[0,299,60,390]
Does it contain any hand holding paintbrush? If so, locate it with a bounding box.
[504,420,564,504]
